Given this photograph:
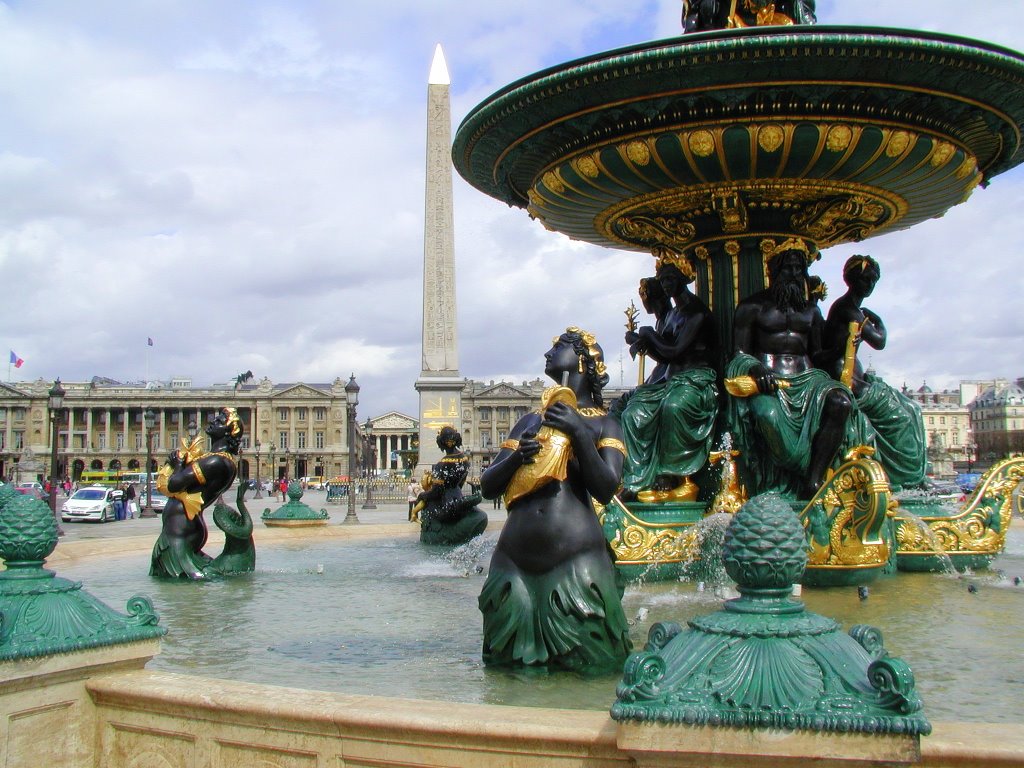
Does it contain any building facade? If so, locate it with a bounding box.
[968,378,1024,461]
[0,376,360,485]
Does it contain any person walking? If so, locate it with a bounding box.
[278,476,288,502]
[125,482,137,519]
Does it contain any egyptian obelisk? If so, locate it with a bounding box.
[415,44,463,474]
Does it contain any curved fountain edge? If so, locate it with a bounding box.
[4,520,1023,766]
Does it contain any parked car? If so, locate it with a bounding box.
[301,476,326,489]
[61,486,115,523]
[138,488,168,512]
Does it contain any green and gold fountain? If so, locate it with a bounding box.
[454,5,1024,587]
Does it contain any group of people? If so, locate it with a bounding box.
[110,482,139,520]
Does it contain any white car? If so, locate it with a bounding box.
[61,486,115,523]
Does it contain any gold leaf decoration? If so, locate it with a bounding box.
[625,140,651,166]
[757,125,785,153]
[930,141,956,167]
[689,130,715,158]
[542,170,564,193]
[573,155,600,178]
[825,125,853,152]
[885,130,912,158]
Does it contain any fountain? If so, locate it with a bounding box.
[452,15,1024,585]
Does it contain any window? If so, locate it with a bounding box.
[481,432,492,448]
[480,407,491,422]
[928,416,934,425]
[497,407,509,421]
[940,416,946,425]
[314,407,326,421]
[135,434,143,451]
[278,408,289,421]
[13,431,24,449]
[98,434,107,449]
[116,434,125,450]
[297,408,307,421]
[13,408,25,421]
[297,433,307,449]
[315,431,324,450]
[279,432,288,450]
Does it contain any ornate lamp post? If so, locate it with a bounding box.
[344,374,360,524]
[141,408,157,518]
[254,438,263,498]
[268,443,276,483]
[362,423,377,510]
[284,447,291,482]
[47,379,66,536]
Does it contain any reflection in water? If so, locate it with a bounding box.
[60,528,1024,722]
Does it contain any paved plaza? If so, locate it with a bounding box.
[55,485,507,543]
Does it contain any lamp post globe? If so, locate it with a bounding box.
[47,378,66,536]
[344,373,360,524]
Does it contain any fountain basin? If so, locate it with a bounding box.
[55,523,1024,724]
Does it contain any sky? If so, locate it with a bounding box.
[1,0,1022,420]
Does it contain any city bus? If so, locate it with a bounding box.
[78,470,150,487]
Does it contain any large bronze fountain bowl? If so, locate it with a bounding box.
[454,26,1024,277]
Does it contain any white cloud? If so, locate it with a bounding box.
[0,0,1021,419]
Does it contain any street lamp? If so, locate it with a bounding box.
[268,443,276,482]
[344,374,360,524]
[254,439,263,499]
[362,422,377,510]
[141,408,157,518]
[285,448,291,481]
[48,379,66,536]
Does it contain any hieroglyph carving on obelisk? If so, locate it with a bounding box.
[415,44,464,473]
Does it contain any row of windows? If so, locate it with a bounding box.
[278,407,327,421]
[277,432,325,450]
[473,406,530,422]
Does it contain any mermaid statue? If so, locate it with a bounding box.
[149,407,242,579]
[478,327,632,670]
[414,426,489,545]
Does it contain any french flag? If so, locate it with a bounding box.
[9,350,23,368]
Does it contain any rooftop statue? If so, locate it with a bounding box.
[682,0,817,32]
[726,238,868,499]
[479,327,632,670]
[415,426,489,545]
[820,255,927,491]
[614,250,719,502]
[150,407,242,579]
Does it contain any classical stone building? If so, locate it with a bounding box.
[968,378,1024,461]
[0,376,360,485]
[903,382,973,473]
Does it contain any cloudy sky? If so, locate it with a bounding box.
[1,0,1022,420]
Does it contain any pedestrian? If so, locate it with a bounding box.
[407,479,422,521]
[279,476,288,502]
[493,491,502,510]
[125,483,137,519]
[112,483,126,521]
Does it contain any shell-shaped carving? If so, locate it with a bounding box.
[688,130,715,158]
[710,637,824,710]
[621,649,667,688]
[825,125,853,152]
[868,657,923,715]
[757,125,785,153]
[625,141,651,166]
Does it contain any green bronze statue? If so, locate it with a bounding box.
[150,407,242,579]
[415,426,489,545]
[204,481,257,576]
[727,239,868,499]
[615,250,719,502]
[820,255,927,491]
[479,327,632,670]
